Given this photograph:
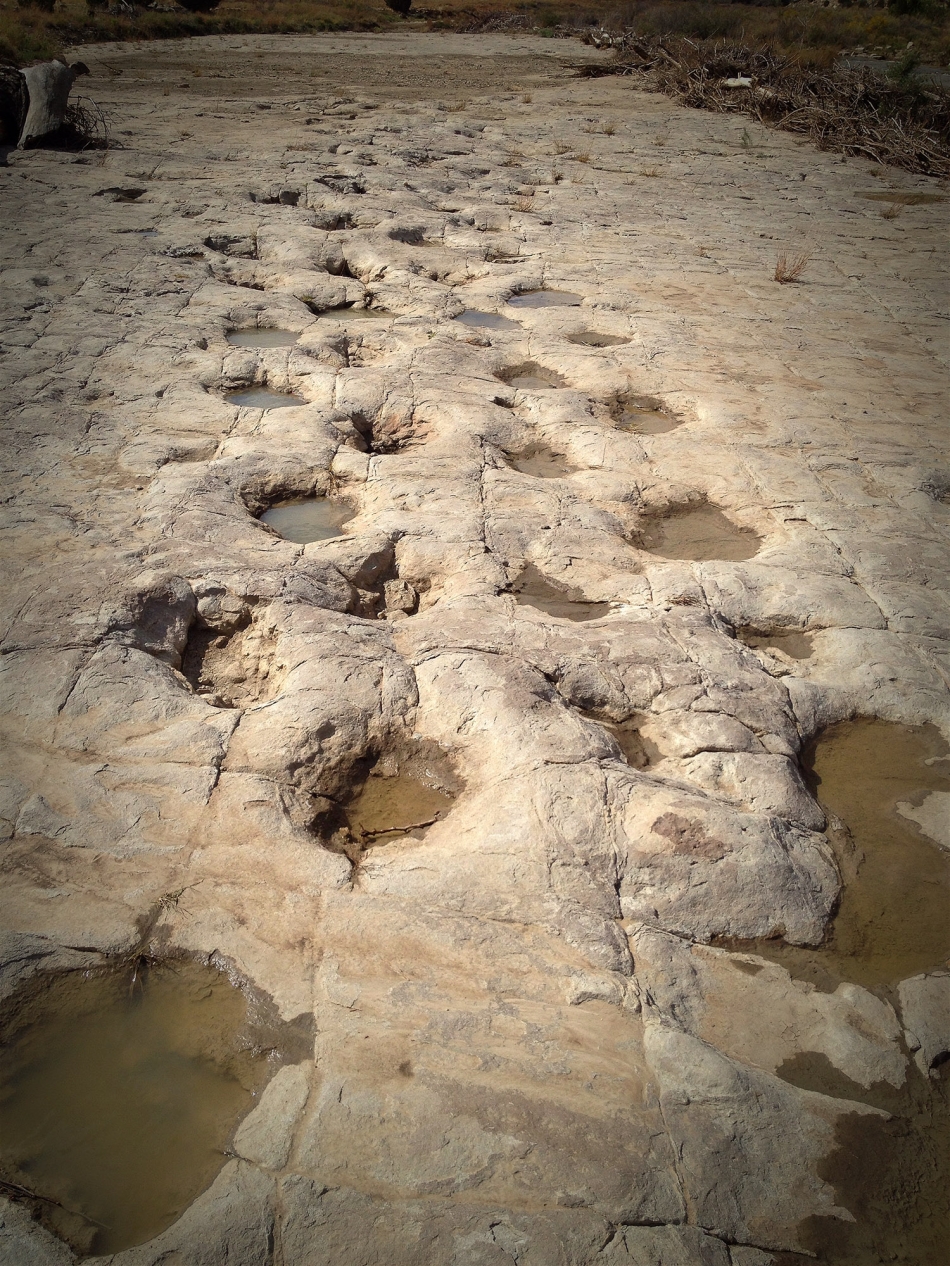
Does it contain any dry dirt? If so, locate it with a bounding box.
[1,29,948,1266]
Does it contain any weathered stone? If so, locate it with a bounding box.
[1,27,946,1266]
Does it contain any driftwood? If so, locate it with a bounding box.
[576,34,950,178]
[0,59,89,150]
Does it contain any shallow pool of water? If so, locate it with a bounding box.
[508,290,583,308]
[507,447,574,478]
[741,628,814,659]
[501,362,564,391]
[772,1056,949,1266]
[615,395,681,435]
[260,497,354,544]
[0,961,275,1255]
[226,329,300,348]
[511,565,610,622]
[226,387,305,410]
[454,310,521,330]
[567,331,630,347]
[718,719,950,992]
[638,504,761,562]
[314,305,394,320]
[347,774,454,844]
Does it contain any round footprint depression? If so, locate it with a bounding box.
[226,387,305,409]
[226,329,300,348]
[261,498,354,543]
[639,504,761,561]
[507,290,583,308]
[454,310,520,330]
[0,961,276,1255]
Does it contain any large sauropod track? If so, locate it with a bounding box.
[1,31,948,1266]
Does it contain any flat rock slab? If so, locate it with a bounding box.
[1,30,948,1266]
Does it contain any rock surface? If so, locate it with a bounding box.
[0,29,948,1266]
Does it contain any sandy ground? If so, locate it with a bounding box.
[1,30,948,1266]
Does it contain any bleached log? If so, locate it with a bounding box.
[18,60,88,148]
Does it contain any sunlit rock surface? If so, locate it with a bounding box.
[1,30,948,1266]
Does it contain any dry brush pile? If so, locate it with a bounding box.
[577,33,950,176]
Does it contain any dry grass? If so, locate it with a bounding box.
[2,0,948,71]
[641,165,661,177]
[880,202,904,220]
[511,193,535,211]
[774,251,811,284]
[0,0,400,65]
[573,150,591,162]
[579,33,950,177]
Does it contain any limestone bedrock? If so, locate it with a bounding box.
[1,29,948,1266]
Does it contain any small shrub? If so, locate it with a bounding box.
[774,251,811,283]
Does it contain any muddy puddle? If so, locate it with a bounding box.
[510,565,610,622]
[0,959,300,1255]
[312,304,394,320]
[322,744,460,861]
[506,446,575,478]
[260,497,354,544]
[226,329,299,348]
[716,719,950,1262]
[454,310,520,330]
[638,503,761,561]
[567,331,630,347]
[718,719,950,992]
[772,1056,949,1266]
[614,395,681,435]
[226,387,305,409]
[739,627,814,659]
[500,362,565,391]
[508,290,582,308]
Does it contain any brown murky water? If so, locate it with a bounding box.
[315,304,394,320]
[614,395,681,435]
[511,565,610,622]
[719,719,950,1263]
[500,362,565,391]
[508,290,583,307]
[507,446,575,478]
[773,1055,950,1266]
[638,504,761,561]
[454,310,521,330]
[260,497,354,544]
[0,961,284,1255]
[226,329,300,348]
[740,628,814,659]
[326,744,460,859]
[225,387,305,409]
[720,719,950,992]
[567,331,630,347]
[347,774,454,844]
